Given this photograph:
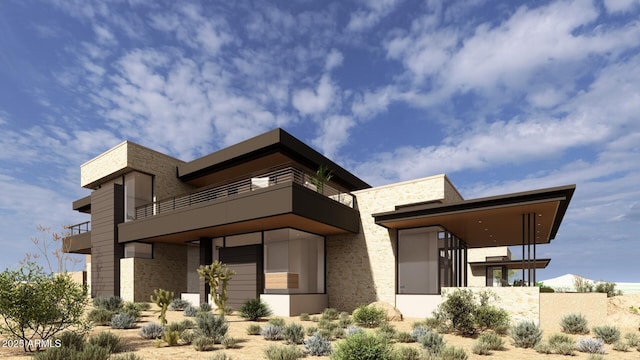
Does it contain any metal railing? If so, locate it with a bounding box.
[66,221,90,235]
[135,166,354,220]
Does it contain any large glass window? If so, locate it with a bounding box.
[124,171,153,221]
[398,226,466,294]
[264,229,324,294]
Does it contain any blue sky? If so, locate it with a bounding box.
[1,0,639,282]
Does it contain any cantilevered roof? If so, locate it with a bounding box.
[374,184,575,248]
[469,258,551,270]
[178,128,371,191]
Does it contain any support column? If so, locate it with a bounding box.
[199,238,212,304]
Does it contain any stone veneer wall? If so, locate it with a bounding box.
[539,293,606,332]
[326,174,463,312]
[120,243,188,302]
[442,287,540,325]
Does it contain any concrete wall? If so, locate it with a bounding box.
[261,294,328,317]
[326,174,460,312]
[539,293,607,332]
[443,287,540,325]
[120,243,188,302]
[396,295,442,318]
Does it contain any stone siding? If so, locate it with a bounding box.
[539,293,607,332]
[120,243,188,302]
[443,287,541,325]
[327,174,459,312]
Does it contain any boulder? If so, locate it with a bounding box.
[367,301,403,321]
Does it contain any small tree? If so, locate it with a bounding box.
[21,225,83,273]
[0,262,90,352]
[309,164,333,194]
[150,288,173,326]
[197,261,235,315]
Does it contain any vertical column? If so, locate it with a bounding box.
[199,237,213,304]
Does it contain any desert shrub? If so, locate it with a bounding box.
[338,315,352,328]
[393,346,423,360]
[246,324,262,335]
[331,332,394,360]
[475,305,510,333]
[438,345,468,360]
[624,332,640,346]
[305,332,333,356]
[111,353,144,360]
[322,307,340,320]
[87,331,125,353]
[594,282,621,297]
[262,324,283,341]
[576,337,606,354]
[94,296,123,311]
[560,313,589,334]
[221,336,238,349]
[110,312,136,329]
[139,322,164,339]
[166,320,191,334]
[264,344,305,360]
[55,331,85,351]
[554,342,576,355]
[134,302,151,311]
[345,325,364,337]
[418,331,445,354]
[587,355,606,360]
[282,323,305,344]
[477,332,503,350]
[423,316,443,330]
[436,289,477,336]
[193,335,215,351]
[87,308,115,326]
[592,325,620,344]
[184,305,199,317]
[269,317,286,327]
[612,341,629,351]
[318,318,339,331]
[224,306,234,315]
[78,344,111,360]
[208,353,233,360]
[310,315,320,322]
[303,326,316,336]
[299,313,310,321]
[377,322,397,337]
[510,320,542,348]
[239,298,272,321]
[574,277,594,293]
[168,298,191,311]
[352,305,387,328]
[534,342,553,354]
[548,333,574,347]
[162,330,180,346]
[180,329,196,345]
[196,312,229,342]
[411,324,431,341]
[33,347,78,360]
[199,302,213,313]
[395,331,414,343]
[472,341,493,355]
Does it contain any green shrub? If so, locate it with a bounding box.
[193,335,215,351]
[55,330,85,351]
[180,329,196,345]
[438,345,468,360]
[221,336,238,349]
[246,323,262,335]
[395,331,414,343]
[168,298,191,311]
[587,355,606,360]
[134,302,151,311]
[208,353,233,360]
[93,296,123,311]
[304,332,333,356]
[195,312,228,342]
[87,331,125,353]
[554,342,576,355]
[166,320,192,334]
[299,313,310,321]
[548,333,574,347]
[345,325,364,337]
[139,322,164,339]
[322,308,340,320]
[472,341,493,355]
[477,332,504,350]
[264,344,305,360]
[78,344,111,360]
[576,337,605,354]
[33,347,78,360]
[199,302,213,313]
[224,306,234,315]
[305,326,318,336]
[162,330,180,346]
[111,353,144,360]
[338,315,352,328]
[318,318,339,331]
[377,322,397,337]
[310,315,320,322]
[560,313,589,334]
[110,312,136,329]
[393,346,423,360]
[436,289,477,336]
[475,305,509,332]
[612,340,629,351]
[624,332,640,346]
[282,323,305,344]
[331,332,393,360]
[592,325,620,344]
[510,320,542,348]
[594,281,621,297]
[239,298,272,321]
[418,330,445,354]
[87,308,115,326]
[411,325,430,342]
[269,317,286,327]
[184,305,199,317]
[534,342,553,354]
[352,305,387,328]
[261,324,283,340]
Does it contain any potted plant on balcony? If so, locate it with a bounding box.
[309,164,333,194]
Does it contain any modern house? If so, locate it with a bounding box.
[64,128,574,317]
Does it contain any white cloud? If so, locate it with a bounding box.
[292,75,335,116]
[93,23,116,45]
[604,0,640,13]
[325,49,344,71]
[312,115,356,159]
[347,0,402,32]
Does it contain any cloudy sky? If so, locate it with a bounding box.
[1,0,639,282]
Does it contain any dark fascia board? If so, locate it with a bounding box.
[469,258,551,270]
[374,184,576,240]
[72,195,92,213]
[177,128,371,191]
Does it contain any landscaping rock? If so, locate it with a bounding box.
[367,301,403,321]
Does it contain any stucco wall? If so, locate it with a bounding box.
[539,293,607,332]
[466,247,511,287]
[120,243,188,302]
[326,174,460,312]
[443,287,540,325]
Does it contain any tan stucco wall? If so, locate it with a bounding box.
[443,287,541,325]
[467,247,511,287]
[326,174,461,312]
[539,293,607,332]
[120,243,188,302]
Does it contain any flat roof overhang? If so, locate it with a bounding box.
[63,231,92,254]
[178,128,371,191]
[72,195,91,213]
[469,258,551,270]
[118,182,360,244]
[374,184,575,248]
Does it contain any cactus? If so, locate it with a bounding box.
[197,260,235,315]
[150,288,174,326]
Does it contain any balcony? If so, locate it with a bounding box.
[63,221,91,254]
[135,167,355,220]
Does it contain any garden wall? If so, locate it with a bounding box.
[539,293,607,332]
[442,287,540,325]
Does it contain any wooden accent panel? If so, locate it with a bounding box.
[265,272,299,289]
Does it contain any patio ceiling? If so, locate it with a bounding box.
[374,184,575,248]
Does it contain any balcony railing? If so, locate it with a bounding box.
[66,221,90,235]
[135,166,355,220]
